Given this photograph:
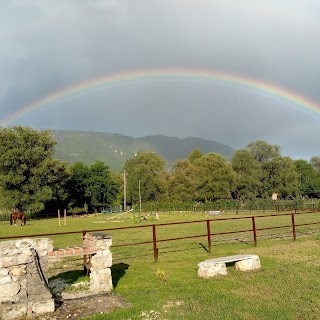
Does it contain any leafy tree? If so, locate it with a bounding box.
[271,157,299,199]
[295,159,320,198]
[193,153,234,201]
[0,126,68,213]
[231,149,262,202]
[123,151,166,204]
[86,161,119,210]
[66,162,90,209]
[310,156,320,175]
[66,161,118,211]
[167,159,197,202]
[188,149,203,162]
[246,140,281,163]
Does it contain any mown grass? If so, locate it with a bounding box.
[0,211,319,319]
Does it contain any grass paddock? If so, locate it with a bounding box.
[0,211,319,319]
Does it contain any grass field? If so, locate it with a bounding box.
[1,211,320,319]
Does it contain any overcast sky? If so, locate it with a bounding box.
[1,0,320,159]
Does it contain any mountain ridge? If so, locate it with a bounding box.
[52,130,235,171]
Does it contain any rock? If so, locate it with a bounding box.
[90,250,112,269]
[30,300,55,314]
[0,282,20,301]
[197,261,228,278]
[90,268,113,293]
[235,255,261,271]
[0,303,27,320]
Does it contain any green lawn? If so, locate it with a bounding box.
[1,211,319,319]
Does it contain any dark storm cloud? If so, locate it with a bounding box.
[1,0,320,159]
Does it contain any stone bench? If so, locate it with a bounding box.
[197,254,261,278]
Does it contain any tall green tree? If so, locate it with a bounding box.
[0,126,68,213]
[231,149,262,202]
[193,153,234,201]
[295,159,320,198]
[269,157,299,199]
[310,156,320,175]
[123,151,166,204]
[246,140,281,163]
[167,159,197,202]
[67,161,118,211]
[188,149,203,162]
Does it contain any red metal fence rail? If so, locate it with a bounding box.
[1,211,319,261]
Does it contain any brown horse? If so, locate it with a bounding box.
[10,211,27,226]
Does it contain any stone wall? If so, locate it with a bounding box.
[0,238,55,320]
[0,234,113,319]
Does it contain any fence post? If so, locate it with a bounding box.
[152,224,158,261]
[64,209,67,226]
[291,213,296,241]
[206,220,211,253]
[252,216,257,246]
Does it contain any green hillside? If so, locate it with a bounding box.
[52,130,235,171]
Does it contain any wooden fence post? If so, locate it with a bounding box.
[252,216,257,246]
[152,224,158,262]
[291,213,296,241]
[206,220,211,253]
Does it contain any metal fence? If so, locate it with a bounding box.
[1,211,319,261]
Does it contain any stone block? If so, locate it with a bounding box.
[0,303,27,320]
[30,299,55,314]
[10,267,26,277]
[90,250,112,269]
[0,282,21,302]
[0,241,20,257]
[32,238,54,252]
[27,285,52,299]
[90,268,113,293]
[0,269,9,276]
[197,261,228,278]
[0,275,11,285]
[0,254,32,268]
[15,238,35,249]
[235,255,261,271]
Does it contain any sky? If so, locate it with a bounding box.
[1,0,320,160]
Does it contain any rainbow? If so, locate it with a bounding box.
[1,68,320,126]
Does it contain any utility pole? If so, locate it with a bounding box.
[123,170,126,212]
[139,179,142,213]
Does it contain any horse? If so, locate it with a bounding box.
[10,211,27,226]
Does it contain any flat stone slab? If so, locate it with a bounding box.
[198,254,261,278]
[204,254,257,264]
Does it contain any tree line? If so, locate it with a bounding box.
[0,126,320,214]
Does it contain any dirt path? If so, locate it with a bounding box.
[29,294,131,320]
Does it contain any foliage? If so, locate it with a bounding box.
[167,159,198,202]
[246,140,281,163]
[193,153,234,201]
[0,126,68,213]
[295,159,320,198]
[187,148,203,162]
[231,149,262,202]
[123,151,167,204]
[66,161,119,211]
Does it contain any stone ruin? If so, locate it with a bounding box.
[0,238,54,320]
[0,233,113,320]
